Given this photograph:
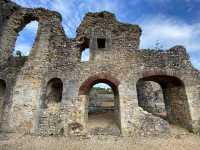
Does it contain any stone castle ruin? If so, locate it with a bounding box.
[0,0,200,136]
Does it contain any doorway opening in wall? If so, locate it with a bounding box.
[88,82,120,135]
[136,75,192,130]
[13,21,38,57]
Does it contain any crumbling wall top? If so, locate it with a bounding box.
[76,11,142,39]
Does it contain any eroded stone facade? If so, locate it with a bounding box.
[0,0,200,137]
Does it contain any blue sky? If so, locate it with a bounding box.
[13,0,200,71]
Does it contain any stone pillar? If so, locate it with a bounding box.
[118,80,138,136]
[65,95,89,136]
[185,83,200,133]
[9,78,43,133]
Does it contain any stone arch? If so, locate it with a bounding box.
[13,21,39,56]
[37,78,64,135]
[136,75,192,130]
[79,73,121,133]
[44,78,63,106]
[79,73,120,96]
[0,9,40,60]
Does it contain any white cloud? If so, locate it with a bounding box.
[140,16,200,51]
[13,0,119,37]
[48,0,119,37]
[139,15,200,69]
[14,21,38,55]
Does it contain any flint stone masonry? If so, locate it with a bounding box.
[0,0,200,136]
[137,81,166,114]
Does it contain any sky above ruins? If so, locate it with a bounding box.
[12,0,200,70]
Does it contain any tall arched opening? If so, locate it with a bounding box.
[0,12,39,61]
[79,74,121,135]
[38,78,64,135]
[13,21,39,57]
[136,75,192,130]
[43,78,63,108]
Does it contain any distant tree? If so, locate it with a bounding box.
[15,50,22,57]
[154,40,163,50]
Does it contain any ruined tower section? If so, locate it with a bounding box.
[76,12,141,63]
[74,12,170,136]
[0,0,28,131]
[0,0,68,133]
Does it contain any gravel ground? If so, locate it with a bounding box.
[0,125,200,150]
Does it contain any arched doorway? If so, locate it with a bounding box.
[13,21,39,56]
[136,75,192,130]
[79,74,120,135]
[38,78,64,135]
[43,78,63,108]
[0,12,39,61]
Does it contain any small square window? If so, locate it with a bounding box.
[97,38,106,49]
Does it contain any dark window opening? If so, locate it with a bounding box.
[46,78,63,105]
[97,38,106,49]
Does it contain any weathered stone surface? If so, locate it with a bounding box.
[137,81,166,114]
[138,112,170,136]
[0,0,200,137]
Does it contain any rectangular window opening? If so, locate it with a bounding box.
[97,38,106,49]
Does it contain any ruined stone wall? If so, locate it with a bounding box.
[0,0,19,33]
[0,0,200,137]
[137,81,166,114]
[0,56,27,131]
